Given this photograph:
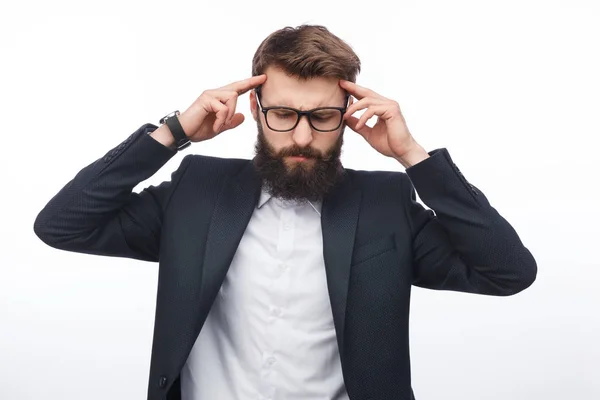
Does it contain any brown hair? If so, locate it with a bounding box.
[251,24,361,83]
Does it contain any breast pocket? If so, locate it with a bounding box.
[351,233,396,266]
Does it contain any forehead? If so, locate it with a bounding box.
[260,66,346,109]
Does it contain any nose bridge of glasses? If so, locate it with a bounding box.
[295,111,313,131]
[299,110,313,123]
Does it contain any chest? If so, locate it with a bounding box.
[218,200,334,329]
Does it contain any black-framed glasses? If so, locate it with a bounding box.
[255,87,351,132]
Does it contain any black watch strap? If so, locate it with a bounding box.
[161,111,191,151]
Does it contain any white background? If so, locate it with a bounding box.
[1,0,599,399]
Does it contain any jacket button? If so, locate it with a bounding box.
[158,375,168,388]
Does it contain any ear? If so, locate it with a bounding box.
[249,90,258,121]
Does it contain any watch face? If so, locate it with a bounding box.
[160,110,180,125]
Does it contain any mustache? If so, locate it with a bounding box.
[278,147,321,159]
[275,143,339,161]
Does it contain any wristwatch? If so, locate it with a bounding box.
[159,110,191,151]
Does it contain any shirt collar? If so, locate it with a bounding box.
[257,186,322,216]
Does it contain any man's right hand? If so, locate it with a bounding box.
[150,74,267,149]
[177,74,267,143]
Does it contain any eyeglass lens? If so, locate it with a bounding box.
[266,108,343,131]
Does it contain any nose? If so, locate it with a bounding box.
[292,115,314,148]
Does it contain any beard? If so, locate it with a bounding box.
[252,119,346,202]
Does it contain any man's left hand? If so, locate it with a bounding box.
[340,80,429,167]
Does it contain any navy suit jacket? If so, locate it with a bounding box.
[34,123,537,400]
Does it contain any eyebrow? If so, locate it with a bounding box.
[267,97,347,110]
[269,99,325,109]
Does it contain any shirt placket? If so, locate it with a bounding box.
[258,203,296,400]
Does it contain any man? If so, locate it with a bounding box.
[34,25,537,400]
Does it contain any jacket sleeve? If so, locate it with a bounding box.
[33,123,193,262]
[402,148,537,296]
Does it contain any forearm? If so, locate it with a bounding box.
[33,124,179,257]
[405,148,537,295]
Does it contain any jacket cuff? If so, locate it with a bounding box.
[100,123,177,166]
[404,148,480,204]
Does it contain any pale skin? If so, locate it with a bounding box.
[151,68,429,168]
[339,79,430,168]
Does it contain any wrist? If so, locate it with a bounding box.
[149,124,176,150]
[395,144,430,168]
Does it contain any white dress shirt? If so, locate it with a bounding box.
[180,187,350,400]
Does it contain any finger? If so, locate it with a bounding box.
[223,113,245,131]
[344,97,385,120]
[355,105,388,130]
[338,79,375,100]
[345,115,372,138]
[356,106,381,130]
[224,96,238,125]
[223,74,267,95]
[220,92,238,125]
[207,97,229,132]
[210,90,239,125]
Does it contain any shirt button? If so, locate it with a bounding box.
[278,263,288,271]
[267,356,276,365]
[283,224,291,231]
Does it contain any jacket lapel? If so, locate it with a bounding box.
[321,171,361,361]
[198,161,262,319]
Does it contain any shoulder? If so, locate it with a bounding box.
[344,167,410,192]
[182,153,251,174]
